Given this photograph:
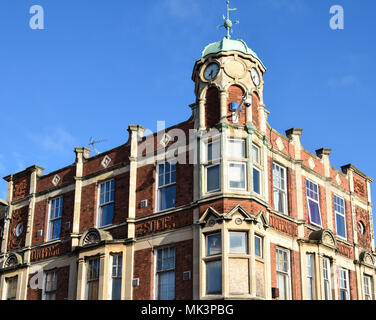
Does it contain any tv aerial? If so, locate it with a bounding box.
[88,137,107,155]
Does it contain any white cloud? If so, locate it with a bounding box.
[28,125,76,154]
[327,75,360,88]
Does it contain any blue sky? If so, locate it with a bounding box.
[0,0,375,230]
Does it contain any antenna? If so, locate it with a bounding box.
[88,137,107,155]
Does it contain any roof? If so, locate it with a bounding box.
[201,37,264,66]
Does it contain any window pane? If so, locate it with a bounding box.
[207,165,220,192]
[253,168,260,194]
[159,185,176,211]
[336,214,346,238]
[252,145,260,164]
[51,219,61,240]
[207,233,221,256]
[100,203,114,226]
[228,140,245,158]
[255,236,262,257]
[158,271,175,300]
[206,260,222,294]
[229,232,247,254]
[207,140,220,162]
[229,163,246,189]
[308,199,322,226]
[112,278,121,300]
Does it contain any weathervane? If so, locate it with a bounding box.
[218,0,239,39]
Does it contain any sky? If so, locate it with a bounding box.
[0,0,375,232]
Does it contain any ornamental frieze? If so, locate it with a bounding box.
[13,176,29,201]
[269,214,297,237]
[337,242,353,259]
[8,206,28,251]
[136,211,192,237]
[353,175,367,199]
[30,241,71,262]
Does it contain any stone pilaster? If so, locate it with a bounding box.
[316,148,333,230]
[71,147,90,249]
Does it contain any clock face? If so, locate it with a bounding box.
[251,67,260,86]
[15,223,23,237]
[204,63,219,81]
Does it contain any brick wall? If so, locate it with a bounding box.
[205,87,220,128]
[133,248,153,300]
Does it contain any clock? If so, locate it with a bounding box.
[204,63,219,81]
[251,67,260,86]
[15,223,23,237]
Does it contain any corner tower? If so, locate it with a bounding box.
[192,2,266,132]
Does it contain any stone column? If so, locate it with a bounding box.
[198,98,206,130]
[332,259,339,300]
[125,125,145,301]
[24,166,44,263]
[219,89,228,123]
[316,148,333,230]
[71,147,90,249]
[76,258,85,300]
[98,253,106,300]
[286,129,304,237]
[1,177,13,254]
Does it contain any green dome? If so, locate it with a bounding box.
[202,37,259,60]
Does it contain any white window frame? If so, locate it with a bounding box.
[254,235,263,258]
[229,231,248,254]
[252,144,260,164]
[97,179,115,228]
[253,167,261,195]
[272,163,288,215]
[334,194,347,240]
[339,268,350,300]
[276,247,291,300]
[205,163,221,193]
[43,270,58,300]
[204,139,221,194]
[154,246,175,300]
[306,253,315,300]
[364,274,372,300]
[6,276,18,300]
[305,179,322,227]
[86,257,100,300]
[228,161,247,191]
[108,253,122,300]
[157,161,177,212]
[227,139,246,159]
[205,232,222,295]
[323,257,332,300]
[47,196,63,241]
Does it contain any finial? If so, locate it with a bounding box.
[218,0,239,39]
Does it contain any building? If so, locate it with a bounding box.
[0,6,375,301]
